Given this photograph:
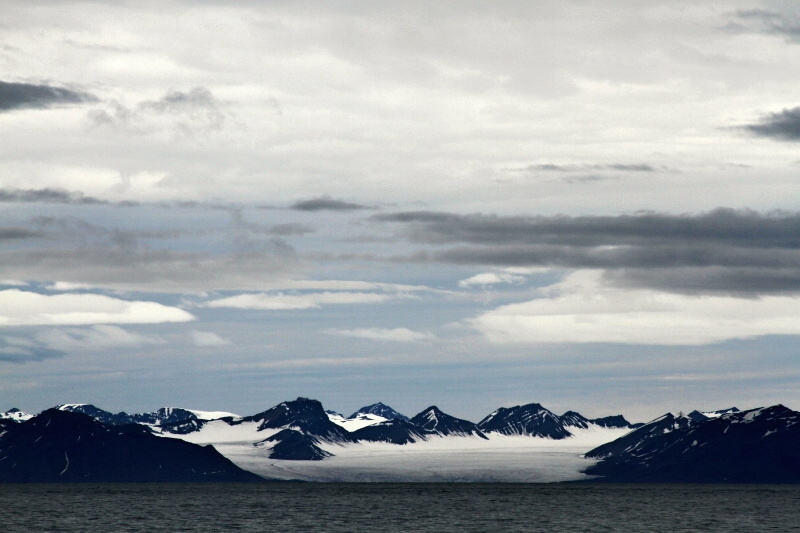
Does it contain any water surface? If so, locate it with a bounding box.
[2,483,799,532]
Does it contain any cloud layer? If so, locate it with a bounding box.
[0,290,194,326]
[0,80,96,111]
[743,107,800,141]
[471,270,800,346]
[374,208,800,295]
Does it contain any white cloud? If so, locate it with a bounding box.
[35,325,163,351]
[0,289,195,326]
[328,327,434,343]
[470,270,800,346]
[0,280,27,287]
[45,281,95,291]
[458,272,526,288]
[190,330,231,347]
[204,291,394,310]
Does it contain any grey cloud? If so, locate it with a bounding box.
[0,80,97,112]
[0,187,108,205]
[742,107,800,141]
[516,163,659,173]
[0,227,41,240]
[0,247,303,293]
[726,9,800,41]
[0,339,64,364]
[138,87,226,128]
[605,267,800,297]
[88,86,228,134]
[373,209,800,247]
[290,196,371,211]
[266,223,316,236]
[372,208,800,295]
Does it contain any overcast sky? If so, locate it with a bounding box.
[2,0,800,422]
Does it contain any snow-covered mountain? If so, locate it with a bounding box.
[0,408,32,423]
[686,406,739,422]
[410,406,488,439]
[584,405,800,483]
[14,398,800,483]
[350,419,433,444]
[56,404,238,426]
[476,403,637,439]
[0,409,263,483]
[158,397,354,460]
[478,403,574,438]
[327,411,388,431]
[348,402,409,421]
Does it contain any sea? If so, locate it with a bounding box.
[2,483,799,532]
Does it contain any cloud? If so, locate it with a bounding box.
[0,335,63,364]
[327,327,434,343]
[0,290,194,326]
[0,187,109,205]
[265,223,316,236]
[742,107,800,141]
[87,86,228,136]
[725,9,800,42]
[373,208,800,295]
[138,87,226,129]
[0,247,302,293]
[35,325,163,352]
[205,291,393,310]
[512,163,660,173]
[470,270,800,346]
[290,195,371,211]
[0,227,41,240]
[189,330,231,347]
[0,80,97,111]
[458,271,526,288]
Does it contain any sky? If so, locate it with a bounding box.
[2,0,800,423]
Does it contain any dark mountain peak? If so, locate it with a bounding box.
[584,404,800,483]
[687,407,740,422]
[55,404,199,427]
[591,414,636,429]
[587,410,696,459]
[56,404,132,426]
[0,409,263,483]
[133,407,198,426]
[246,397,352,443]
[561,411,591,429]
[261,429,332,461]
[349,402,409,421]
[351,419,433,445]
[478,402,571,439]
[410,406,488,439]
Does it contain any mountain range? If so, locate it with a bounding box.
[4,398,800,483]
[583,405,800,483]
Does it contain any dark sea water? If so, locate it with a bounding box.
[2,483,799,532]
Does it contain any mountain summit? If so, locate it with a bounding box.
[410,406,488,439]
[349,402,409,421]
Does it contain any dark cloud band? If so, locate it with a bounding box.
[291,196,370,211]
[0,80,97,111]
[743,107,800,141]
[373,208,800,295]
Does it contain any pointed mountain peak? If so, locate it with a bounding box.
[410,406,487,439]
[348,402,409,421]
[477,402,571,439]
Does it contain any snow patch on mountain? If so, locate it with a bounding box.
[0,408,32,422]
[328,412,388,431]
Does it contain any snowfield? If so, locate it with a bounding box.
[212,426,630,482]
